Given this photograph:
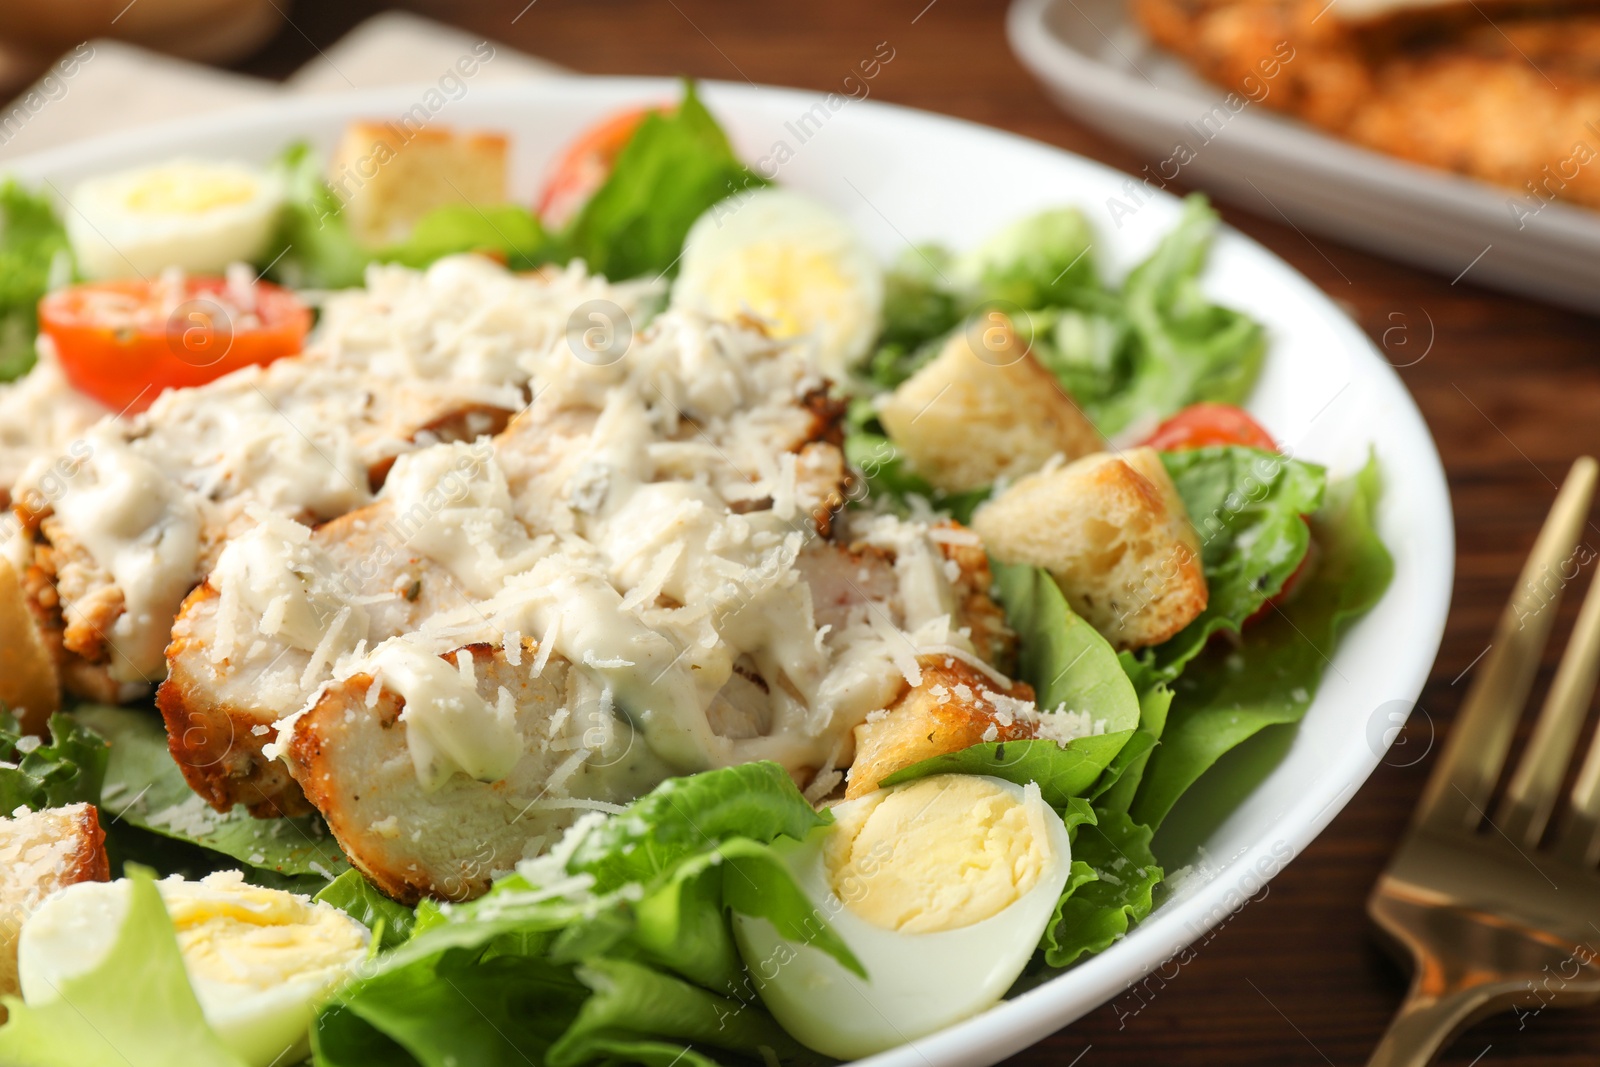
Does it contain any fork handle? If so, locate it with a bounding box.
[1366,982,1497,1067]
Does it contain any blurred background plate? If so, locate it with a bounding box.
[1007,0,1600,316]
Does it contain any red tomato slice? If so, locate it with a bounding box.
[536,105,662,229]
[1141,402,1278,452]
[40,275,311,415]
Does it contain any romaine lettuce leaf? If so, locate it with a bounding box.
[1090,682,1173,814]
[0,711,109,812]
[880,563,1139,807]
[260,141,370,290]
[0,865,247,1067]
[953,206,1099,309]
[1131,453,1392,828]
[1133,445,1326,684]
[378,203,552,270]
[316,764,847,1067]
[317,952,588,1067]
[548,958,804,1067]
[73,704,348,884]
[564,80,766,281]
[0,180,71,381]
[1043,808,1162,968]
[567,761,829,894]
[316,869,416,948]
[1071,195,1266,435]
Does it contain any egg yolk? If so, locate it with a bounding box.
[122,168,258,215]
[699,241,854,342]
[164,877,368,991]
[823,775,1051,934]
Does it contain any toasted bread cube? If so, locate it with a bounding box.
[0,559,58,736]
[329,121,509,247]
[0,803,109,1015]
[877,320,1102,494]
[846,657,1037,799]
[973,447,1207,651]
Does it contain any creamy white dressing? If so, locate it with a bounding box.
[15,257,663,691]
[209,509,370,664]
[23,256,1011,812]
[51,428,202,682]
[368,640,520,791]
[381,441,543,597]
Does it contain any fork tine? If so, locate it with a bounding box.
[1498,541,1600,846]
[1413,457,1598,833]
[1561,699,1600,866]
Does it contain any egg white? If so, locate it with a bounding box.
[670,187,883,379]
[18,870,369,1067]
[733,777,1073,1060]
[67,159,283,280]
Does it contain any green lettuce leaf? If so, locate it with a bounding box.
[953,206,1099,309]
[1131,453,1393,828]
[1070,195,1267,435]
[1092,682,1172,814]
[881,564,1139,807]
[567,762,829,894]
[316,767,846,1067]
[1043,809,1162,968]
[316,869,416,948]
[564,80,765,281]
[0,180,71,381]
[317,953,589,1067]
[260,141,370,290]
[549,958,802,1067]
[1136,446,1327,682]
[0,711,109,812]
[379,203,552,270]
[73,705,348,885]
[0,865,247,1067]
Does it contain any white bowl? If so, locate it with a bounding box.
[3,76,1454,1066]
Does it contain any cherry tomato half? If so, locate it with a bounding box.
[1140,402,1278,452]
[536,105,662,229]
[40,275,311,414]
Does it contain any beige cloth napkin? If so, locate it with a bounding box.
[0,11,567,163]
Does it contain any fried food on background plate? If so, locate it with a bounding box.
[1131,0,1600,212]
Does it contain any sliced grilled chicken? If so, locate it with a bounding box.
[283,641,668,903]
[158,501,472,818]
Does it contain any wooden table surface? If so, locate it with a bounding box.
[224,0,1593,1062]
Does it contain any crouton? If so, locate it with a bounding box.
[329,121,509,247]
[846,657,1037,799]
[876,320,1102,494]
[973,447,1207,651]
[285,642,667,903]
[0,560,58,736]
[0,803,109,1017]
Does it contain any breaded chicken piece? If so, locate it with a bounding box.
[1131,0,1600,209]
[158,500,471,818]
[284,642,666,903]
[846,657,1038,798]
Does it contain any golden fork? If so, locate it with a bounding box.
[1368,455,1600,1067]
